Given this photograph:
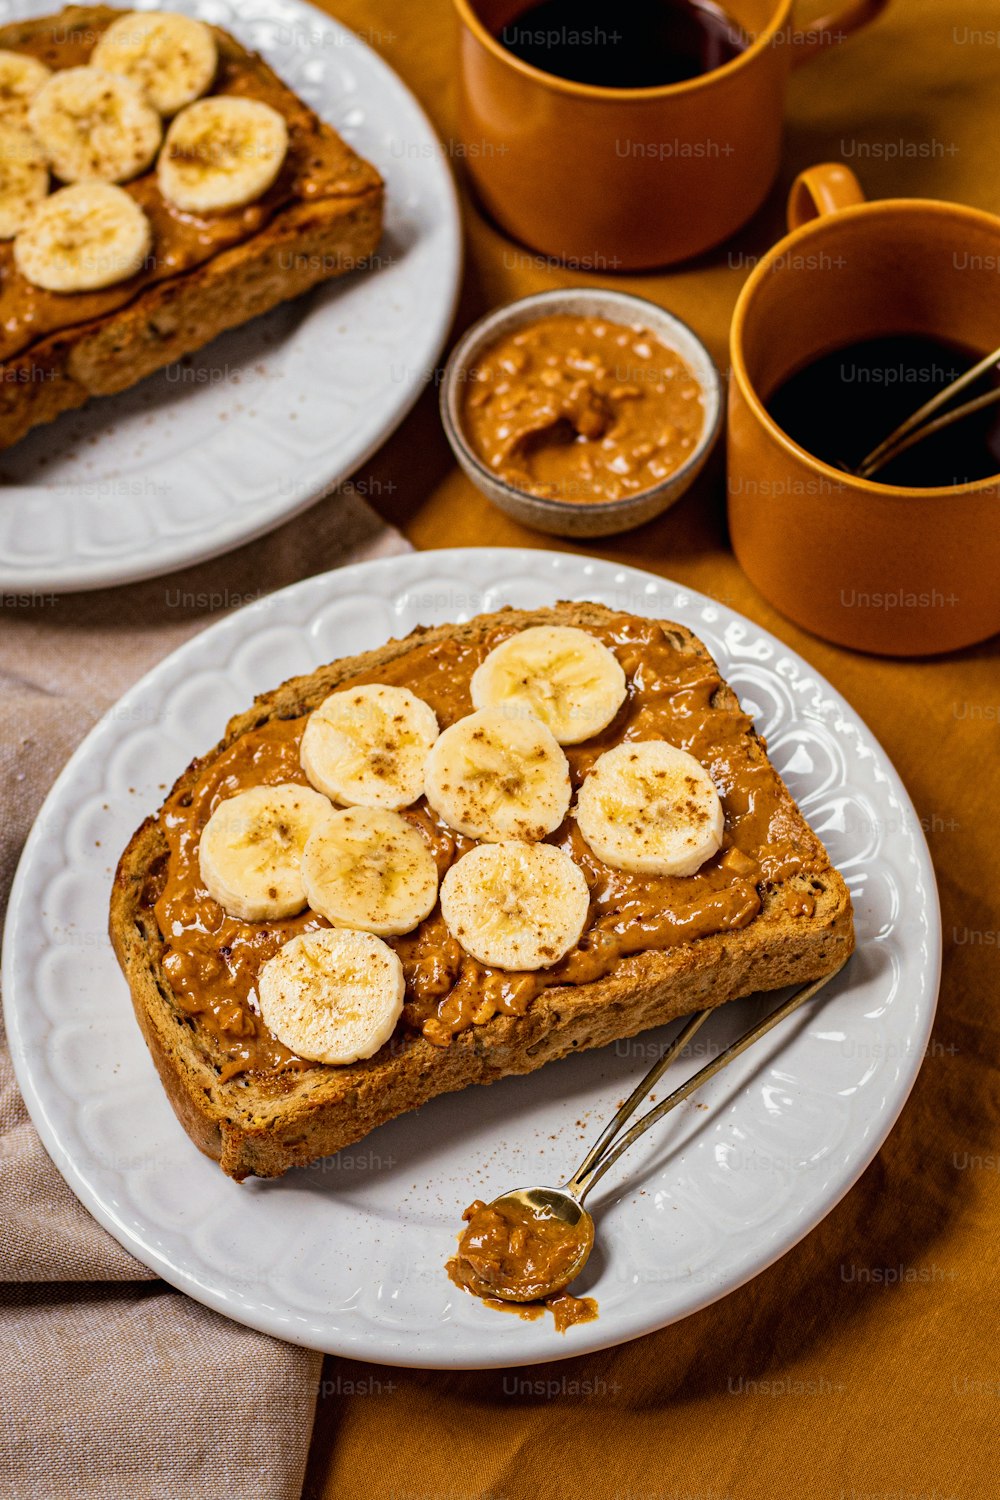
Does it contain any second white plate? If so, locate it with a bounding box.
[0,0,461,592]
[3,548,940,1367]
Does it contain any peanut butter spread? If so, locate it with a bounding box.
[151,614,828,1081]
[447,1197,599,1333]
[461,316,704,503]
[0,10,378,363]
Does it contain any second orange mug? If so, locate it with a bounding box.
[728,164,1000,656]
[452,0,891,269]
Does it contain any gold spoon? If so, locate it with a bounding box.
[455,963,847,1304]
[854,342,1000,481]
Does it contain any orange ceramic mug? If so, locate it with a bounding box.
[452,0,890,269]
[728,163,1000,656]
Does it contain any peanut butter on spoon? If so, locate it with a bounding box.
[447,1191,598,1333]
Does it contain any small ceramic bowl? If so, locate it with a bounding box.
[439,288,722,539]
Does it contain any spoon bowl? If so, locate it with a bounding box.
[494,1189,593,1300]
[453,1187,594,1303]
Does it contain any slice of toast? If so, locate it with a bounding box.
[110,603,854,1180]
[0,6,383,450]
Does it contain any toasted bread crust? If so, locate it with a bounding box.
[110,603,855,1179]
[0,7,383,450]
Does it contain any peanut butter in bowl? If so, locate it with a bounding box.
[440,288,722,539]
[462,315,705,504]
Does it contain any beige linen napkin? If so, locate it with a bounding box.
[0,490,410,1499]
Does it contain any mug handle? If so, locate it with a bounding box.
[791,0,891,66]
[787,163,866,231]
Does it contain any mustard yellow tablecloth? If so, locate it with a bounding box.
[302,1,1000,1495]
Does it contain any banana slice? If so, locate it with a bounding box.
[302,806,438,938]
[0,49,51,125]
[14,182,152,292]
[258,929,404,1065]
[440,841,589,971]
[471,626,628,745]
[28,66,162,183]
[157,95,288,213]
[0,124,48,240]
[301,684,439,811]
[198,782,333,922]
[576,740,724,877]
[424,706,571,843]
[92,11,218,116]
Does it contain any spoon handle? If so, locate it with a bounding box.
[858,386,1000,480]
[856,343,1000,476]
[565,1008,712,1198]
[566,961,847,1203]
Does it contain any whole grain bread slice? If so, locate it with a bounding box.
[110,603,855,1179]
[0,7,383,450]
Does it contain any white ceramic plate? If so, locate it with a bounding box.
[3,549,940,1368]
[0,0,460,593]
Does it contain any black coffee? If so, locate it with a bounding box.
[766,334,1000,489]
[496,0,747,88]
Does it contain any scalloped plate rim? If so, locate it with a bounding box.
[2,548,941,1367]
